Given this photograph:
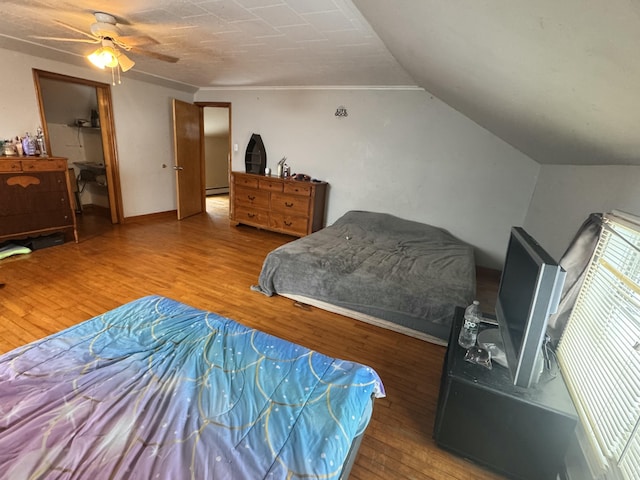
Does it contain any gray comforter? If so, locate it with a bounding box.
[254,210,476,342]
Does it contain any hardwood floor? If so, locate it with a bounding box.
[0,196,503,480]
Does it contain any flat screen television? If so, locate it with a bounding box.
[495,227,566,388]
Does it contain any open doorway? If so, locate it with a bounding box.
[200,103,231,215]
[33,70,123,238]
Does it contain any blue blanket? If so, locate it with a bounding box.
[0,295,384,479]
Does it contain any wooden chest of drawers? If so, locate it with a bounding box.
[0,157,77,243]
[231,172,328,236]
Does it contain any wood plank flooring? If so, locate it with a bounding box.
[0,196,503,480]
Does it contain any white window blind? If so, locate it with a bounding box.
[557,211,640,480]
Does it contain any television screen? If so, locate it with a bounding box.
[499,234,543,359]
[496,227,566,388]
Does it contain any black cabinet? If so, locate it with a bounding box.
[434,307,577,480]
[245,134,266,175]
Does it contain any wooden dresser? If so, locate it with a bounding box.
[231,172,328,236]
[0,157,78,243]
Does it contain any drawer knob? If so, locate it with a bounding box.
[284,221,292,227]
[285,202,294,208]
[247,213,255,218]
[248,195,256,201]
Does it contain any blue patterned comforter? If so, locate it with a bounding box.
[0,295,384,479]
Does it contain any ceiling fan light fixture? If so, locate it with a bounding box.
[88,48,106,69]
[102,46,119,68]
[88,45,118,69]
[117,52,135,72]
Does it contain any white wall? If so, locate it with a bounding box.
[47,124,108,208]
[47,124,90,165]
[205,135,229,191]
[0,47,194,219]
[196,88,540,268]
[0,46,544,268]
[39,78,98,126]
[524,165,640,260]
[109,80,193,217]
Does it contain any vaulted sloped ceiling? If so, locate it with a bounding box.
[353,0,640,166]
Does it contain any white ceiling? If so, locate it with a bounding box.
[1,0,638,166]
[1,0,414,87]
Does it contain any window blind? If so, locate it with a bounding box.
[557,211,640,480]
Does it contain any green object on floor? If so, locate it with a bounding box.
[0,243,32,260]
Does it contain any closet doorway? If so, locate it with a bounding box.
[33,70,123,236]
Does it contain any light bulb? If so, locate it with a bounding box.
[101,46,118,68]
[88,45,119,69]
[88,49,107,69]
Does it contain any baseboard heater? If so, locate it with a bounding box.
[206,186,229,195]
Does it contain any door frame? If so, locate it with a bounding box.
[195,101,232,218]
[32,69,124,224]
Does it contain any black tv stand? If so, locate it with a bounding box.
[433,307,577,480]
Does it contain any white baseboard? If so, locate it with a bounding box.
[206,187,229,195]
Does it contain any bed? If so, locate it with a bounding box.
[253,210,476,345]
[0,295,384,479]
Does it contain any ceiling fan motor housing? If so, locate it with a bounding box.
[90,22,119,39]
[93,12,118,25]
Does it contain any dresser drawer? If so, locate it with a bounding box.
[234,174,259,188]
[234,206,269,227]
[31,191,70,212]
[0,210,72,235]
[2,172,67,192]
[0,160,22,173]
[1,188,68,215]
[284,182,312,196]
[270,193,310,215]
[235,186,269,208]
[259,178,283,192]
[21,159,67,172]
[269,213,309,236]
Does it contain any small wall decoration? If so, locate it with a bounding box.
[335,106,348,118]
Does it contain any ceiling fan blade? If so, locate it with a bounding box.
[129,46,179,63]
[53,19,99,40]
[32,36,100,44]
[116,35,159,47]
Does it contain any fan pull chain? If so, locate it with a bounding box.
[109,66,123,86]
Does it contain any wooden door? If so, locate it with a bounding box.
[172,99,204,220]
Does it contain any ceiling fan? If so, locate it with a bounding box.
[33,12,178,79]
